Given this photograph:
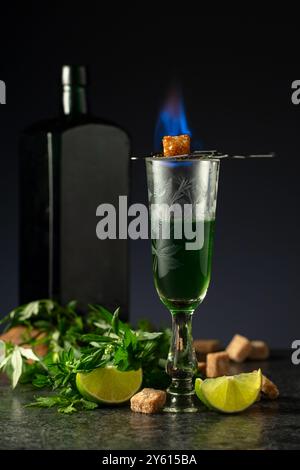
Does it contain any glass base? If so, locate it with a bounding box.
[163,386,199,413]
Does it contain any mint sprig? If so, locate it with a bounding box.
[0,300,171,413]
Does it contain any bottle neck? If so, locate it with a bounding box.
[62,85,88,116]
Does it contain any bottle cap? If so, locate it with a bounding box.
[62,65,87,87]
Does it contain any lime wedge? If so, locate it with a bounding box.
[195,369,262,413]
[195,378,214,410]
[76,366,142,404]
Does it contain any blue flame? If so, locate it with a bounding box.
[157,160,193,167]
[154,88,192,151]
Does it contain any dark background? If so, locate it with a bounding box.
[0,10,299,347]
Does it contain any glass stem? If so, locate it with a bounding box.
[165,311,198,411]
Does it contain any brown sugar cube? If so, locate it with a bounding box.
[226,334,252,363]
[162,134,191,157]
[130,388,166,414]
[0,326,48,358]
[197,362,207,375]
[206,351,229,378]
[193,339,221,361]
[248,341,270,360]
[0,325,31,344]
[194,339,221,354]
[261,375,279,400]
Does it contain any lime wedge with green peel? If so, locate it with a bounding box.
[195,369,262,413]
[76,366,142,404]
[194,378,214,410]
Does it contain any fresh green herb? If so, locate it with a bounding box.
[0,340,40,388]
[26,393,98,414]
[0,300,171,413]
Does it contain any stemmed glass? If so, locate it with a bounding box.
[146,156,220,412]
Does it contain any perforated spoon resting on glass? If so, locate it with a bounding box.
[131,151,275,161]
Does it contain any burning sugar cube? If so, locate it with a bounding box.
[162,134,191,157]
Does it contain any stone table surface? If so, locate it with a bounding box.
[1,351,300,450]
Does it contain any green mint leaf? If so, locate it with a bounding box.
[0,340,5,363]
[0,352,12,370]
[58,404,77,414]
[137,319,155,332]
[88,304,113,324]
[112,307,120,335]
[93,320,110,330]
[90,341,108,348]
[2,300,36,327]
[33,320,53,330]
[19,347,40,362]
[123,325,137,349]
[19,301,41,320]
[32,374,52,388]
[19,300,55,321]
[42,299,56,313]
[77,348,106,372]
[114,347,131,370]
[27,396,63,408]
[80,399,98,411]
[136,331,163,341]
[11,347,23,388]
[6,299,57,327]
[66,300,78,314]
[27,393,97,414]
[80,334,115,343]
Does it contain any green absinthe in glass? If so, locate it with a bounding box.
[152,219,215,313]
[146,156,220,412]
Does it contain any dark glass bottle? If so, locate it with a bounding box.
[19,65,130,316]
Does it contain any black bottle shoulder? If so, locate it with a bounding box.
[21,114,130,139]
